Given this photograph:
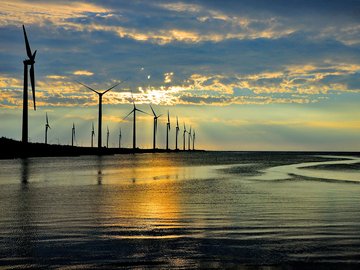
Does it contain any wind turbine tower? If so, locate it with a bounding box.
[192,130,195,151]
[188,126,192,151]
[119,127,122,148]
[44,113,51,144]
[71,123,76,147]
[78,81,123,148]
[22,25,37,143]
[150,105,161,150]
[106,126,109,148]
[166,111,171,150]
[123,101,149,150]
[175,116,179,150]
[183,123,187,151]
[91,122,95,147]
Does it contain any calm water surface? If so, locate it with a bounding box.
[0,152,360,269]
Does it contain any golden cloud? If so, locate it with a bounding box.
[72,70,94,76]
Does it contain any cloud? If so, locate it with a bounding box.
[1,58,359,108]
[72,70,94,76]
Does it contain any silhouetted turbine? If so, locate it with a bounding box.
[150,105,162,150]
[166,111,171,150]
[118,127,122,148]
[78,81,123,148]
[192,130,195,151]
[183,123,187,151]
[188,126,192,151]
[91,122,95,147]
[175,116,179,150]
[71,123,76,146]
[45,113,51,144]
[106,126,109,148]
[22,25,37,143]
[123,102,149,150]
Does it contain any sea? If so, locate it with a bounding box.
[0,151,360,269]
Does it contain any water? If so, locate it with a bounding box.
[0,152,360,269]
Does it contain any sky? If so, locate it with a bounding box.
[0,0,359,151]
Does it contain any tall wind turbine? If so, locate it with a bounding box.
[44,113,51,144]
[188,126,192,151]
[123,101,149,150]
[22,25,37,143]
[175,116,179,150]
[91,122,95,147]
[106,126,110,148]
[192,130,195,151]
[183,123,187,151]
[78,81,123,148]
[150,105,161,150]
[166,111,171,150]
[71,123,76,147]
[118,127,122,148]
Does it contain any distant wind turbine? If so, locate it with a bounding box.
[106,126,109,148]
[188,126,192,151]
[166,111,171,150]
[91,122,95,147]
[77,80,124,148]
[118,127,122,148]
[123,98,149,150]
[71,123,76,146]
[183,123,187,151]
[175,116,179,150]
[44,113,51,144]
[192,130,195,151]
[150,105,162,150]
[22,25,37,143]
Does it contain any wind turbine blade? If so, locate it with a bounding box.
[177,116,179,127]
[32,50,37,60]
[149,104,156,116]
[30,64,36,110]
[76,81,99,94]
[103,81,121,94]
[123,109,134,120]
[46,113,49,124]
[22,25,32,59]
[136,108,151,115]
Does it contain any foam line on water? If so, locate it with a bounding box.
[252,155,360,182]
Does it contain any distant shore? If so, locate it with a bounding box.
[0,137,204,159]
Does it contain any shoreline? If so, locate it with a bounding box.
[0,137,204,159]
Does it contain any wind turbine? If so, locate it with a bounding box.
[188,126,192,151]
[44,113,51,144]
[166,111,171,150]
[175,116,179,150]
[183,123,187,151]
[22,25,37,143]
[118,127,122,148]
[192,130,195,151]
[91,122,95,147]
[77,81,124,148]
[123,98,149,150]
[71,123,76,147]
[150,105,162,150]
[106,126,110,148]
